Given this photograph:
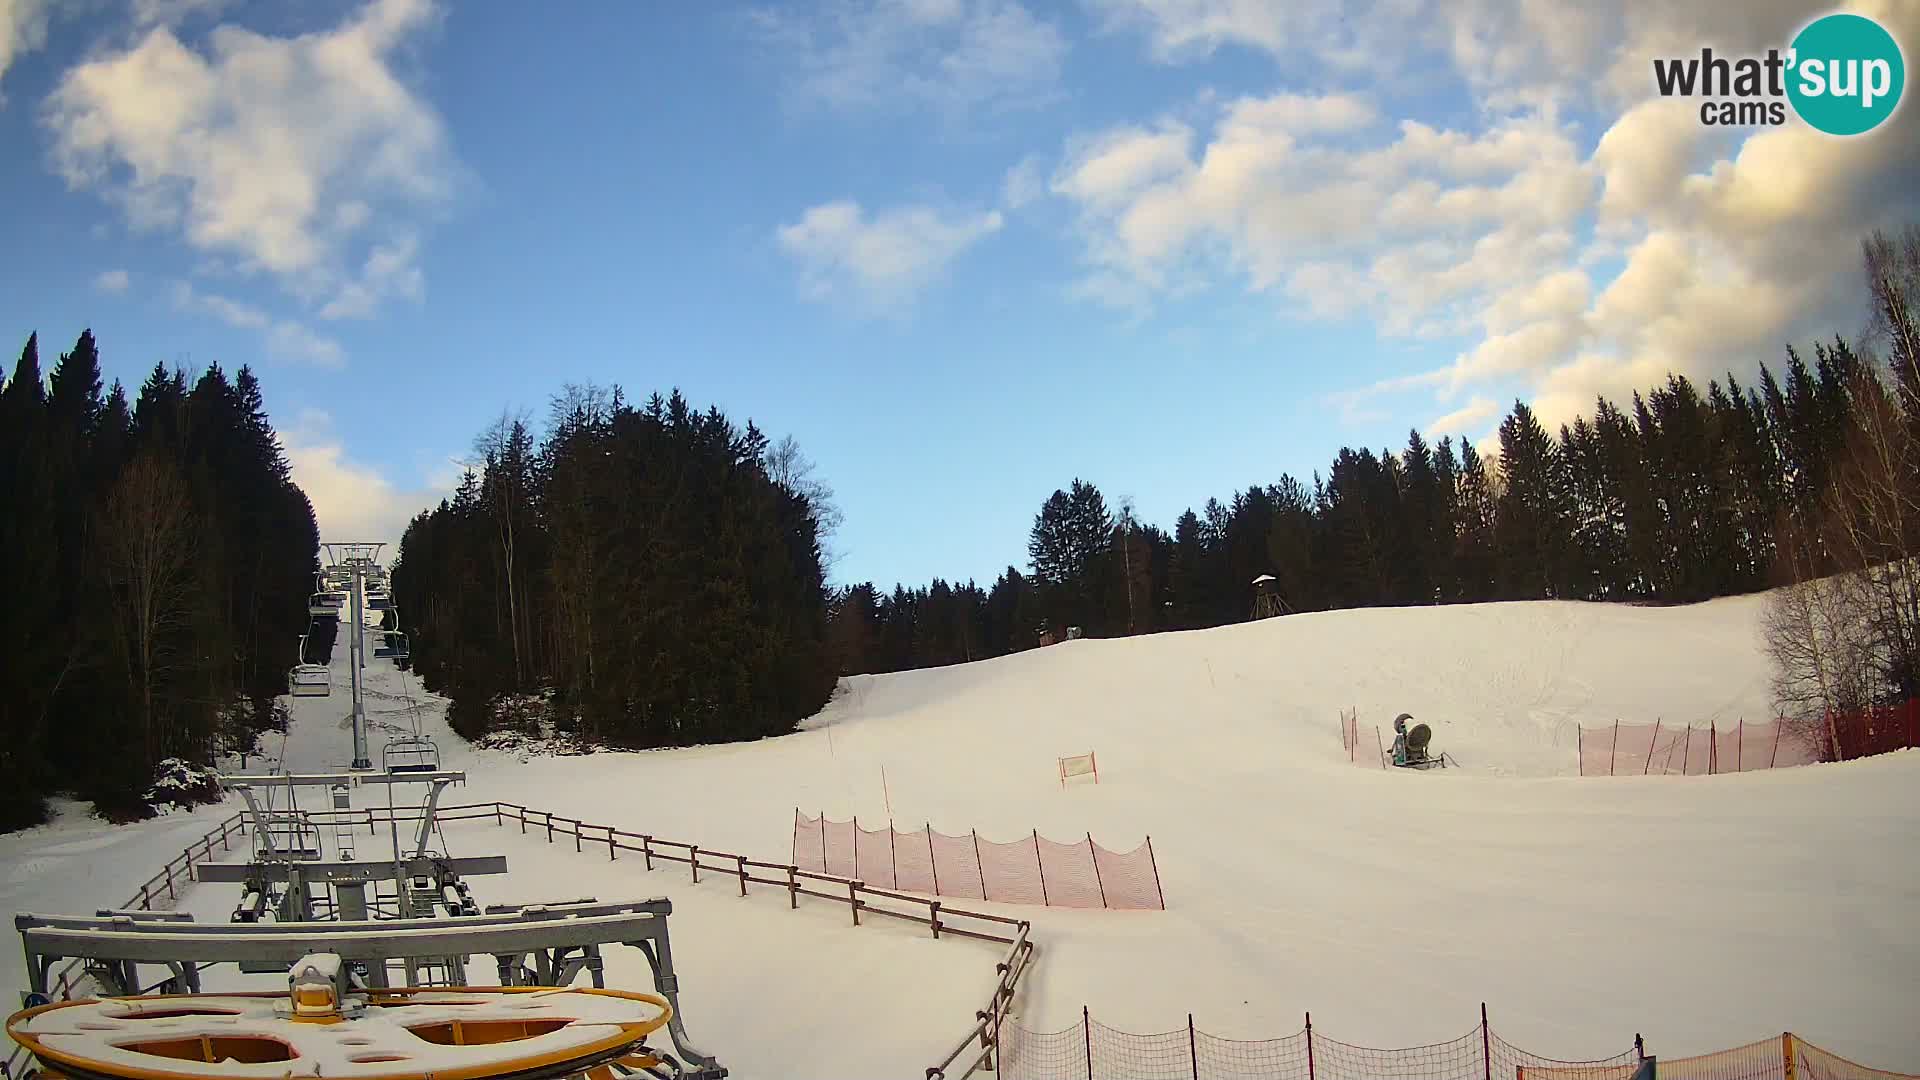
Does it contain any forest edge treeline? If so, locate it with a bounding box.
[0,331,320,831]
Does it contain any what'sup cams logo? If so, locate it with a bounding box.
[1653,11,1905,134]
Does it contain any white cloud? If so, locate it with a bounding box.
[0,0,50,103]
[43,0,455,320]
[1060,0,1920,438]
[94,268,131,293]
[750,0,1066,117]
[1428,395,1500,437]
[776,199,1003,308]
[319,232,424,319]
[1000,154,1045,210]
[171,280,345,368]
[283,409,450,548]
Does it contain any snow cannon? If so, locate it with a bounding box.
[1396,722,1453,770]
[6,981,687,1080]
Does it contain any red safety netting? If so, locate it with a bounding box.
[999,1019,1087,1080]
[855,820,895,888]
[1311,1026,1486,1080]
[1340,709,1386,769]
[1658,1035,1786,1080]
[978,833,1049,906]
[1795,1036,1920,1080]
[996,1014,1654,1080]
[1579,719,1828,776]
[790,811,1164,909]
[1035,834,1106,908]
[1193,1028,1313,1080]
[1830,699,1920,760]
[1095,837,1166,910]
[930,827,986,900]
[1494,1029,1642,1080]
[891,825,937,894]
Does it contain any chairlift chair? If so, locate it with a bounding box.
[373,630,409,660]
[383,734,440,773]
[288,663,331,698]
[307,592,345,617]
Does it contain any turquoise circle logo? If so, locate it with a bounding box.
[1787,13,1905,135]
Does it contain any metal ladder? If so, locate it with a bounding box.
[329,783,356,861]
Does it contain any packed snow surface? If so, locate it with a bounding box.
[3,593,1917,1077]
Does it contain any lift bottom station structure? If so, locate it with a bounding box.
[5,543,729,1080]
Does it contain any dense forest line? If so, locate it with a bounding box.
[391,388,838,749]
[829,349,1854,672]
[830,227,1920,727]
[0,331,321,830]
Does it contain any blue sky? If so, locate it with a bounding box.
[2,0,1915,590]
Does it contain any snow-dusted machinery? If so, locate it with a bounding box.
[6,772,729,1077]
[9,904,727,1079]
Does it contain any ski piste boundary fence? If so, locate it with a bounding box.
[27,800,1916,1080]
[791,811,1165,911]
[1580,703,1920,776]
[1342,706,1920,776]
[996,1005,1916,1080]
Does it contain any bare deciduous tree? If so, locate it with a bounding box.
[1765,226,1920,759]
[101,451,199,766]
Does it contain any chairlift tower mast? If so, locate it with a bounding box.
[324,542,385,770]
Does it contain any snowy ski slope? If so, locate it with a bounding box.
[3,590,1916,1076]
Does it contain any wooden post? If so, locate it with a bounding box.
[519,807,527,834]
[608,826,617,861]
[787,866,798,909]
[1306,1012,1316,1080]
[1088,833,1108,908]
[691,845,700,884]
[495,804,502,827]
[544,812,553,843]
[736,854,748,897]
[1481,1003,1492,1080]
[853,815,860,880]
[1032,829,1049,906]
[573,819,582,852]
[974,829,988,901]
[1681,724,1691,775]
[1189,1013,1200,1080]
[1611,719,1619,776]
[643,835,653,871]
[1710,720,1718,775]
[848,880,860,926]
[1147,835,1166,909]
[930,900,941,939]
[1770,723,1781,768]
[792,808,800,868]
[889,824,898,889]
[1645,720,1659,774]
[820,810,829,876]
[1737,718,1744,771]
